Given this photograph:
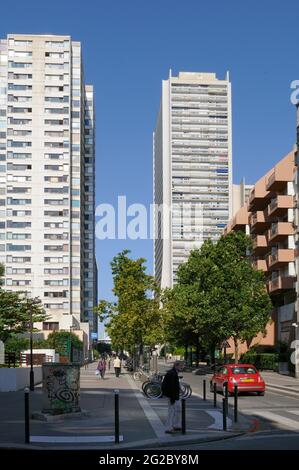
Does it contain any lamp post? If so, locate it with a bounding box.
[29,304,34,391]
[69,325,75,363]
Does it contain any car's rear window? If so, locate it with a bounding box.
[231,367,257,374]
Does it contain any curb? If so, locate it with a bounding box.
[0,431,246,450]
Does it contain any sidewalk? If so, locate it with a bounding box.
[0,362,251,450]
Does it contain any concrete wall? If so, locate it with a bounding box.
[0,366,42,392]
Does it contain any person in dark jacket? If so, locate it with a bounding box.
[161,360,184,433]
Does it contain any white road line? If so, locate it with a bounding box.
[126,374,166,439]
[287,409,299,416]
[30,435,123,443]
[206,410,232,430]
[250,410,299,430]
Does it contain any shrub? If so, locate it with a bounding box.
[240,352,278,370]
[5,335,29,354]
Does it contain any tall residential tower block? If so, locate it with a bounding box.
[0,34,97,341]
[153,71,232,288]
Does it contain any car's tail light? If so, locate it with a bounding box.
[257,375,263,383]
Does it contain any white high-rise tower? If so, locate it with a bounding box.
[0,34,97,342]
[153,71,232,288]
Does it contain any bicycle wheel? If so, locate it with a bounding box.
[142,380,150,393]
[179,382,189,398]
[143,382,162,399]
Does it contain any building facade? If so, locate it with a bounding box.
[226,151,297,362]
[0,34,97,341]
[153,71,232,288]
[232,178,253,216]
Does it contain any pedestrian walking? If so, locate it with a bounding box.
[96,356,106,379]
[161,360,184,434]
[113,355,121,377]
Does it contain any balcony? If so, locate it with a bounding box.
[267,248,294,269]
[249,210,269,233]
[268,275,295,294]
[248,186,270,211]
[266,166,294,192]
[252,259,267,272]
[230,206,248,231]
[252,235,268,254]
[268,222,294,244]
[268,195,294,217]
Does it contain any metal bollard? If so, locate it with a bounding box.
[24,387,30,444]
[222,398,227,431]
[224,382,228,415]
[234,384,238,422]
[203,379,206,401]
[181,398,186,434]
[114,389,120,444]
[213,382,217,408]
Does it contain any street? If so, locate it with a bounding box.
[158,361,299,449]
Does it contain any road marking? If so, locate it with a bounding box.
[206,410,232,429]
[30,435,124,443]
[126,374,166,439]
[287,409,299,416]
[250,410,299,430]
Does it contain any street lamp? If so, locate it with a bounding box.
[29,304,34,391]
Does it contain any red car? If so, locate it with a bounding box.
[210,363,265,396]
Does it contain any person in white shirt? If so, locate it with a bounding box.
[113,355,121,377]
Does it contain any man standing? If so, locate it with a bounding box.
[161,360,183,433]
[113,355,121,377]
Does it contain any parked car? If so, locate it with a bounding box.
[210,363,265,396]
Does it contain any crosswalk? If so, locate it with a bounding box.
[244,408,299,431]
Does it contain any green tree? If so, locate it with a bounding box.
[0,263,47,343]
[163,232,272,363]
[46,331,83,355]
[95,250,163,364]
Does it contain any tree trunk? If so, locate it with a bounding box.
[139,343,144,366]
[184,344,188,362]
[233,337,239,364]
[189,346,193,367]
[210,343,215,367]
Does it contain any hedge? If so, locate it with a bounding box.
[240,352,278,370]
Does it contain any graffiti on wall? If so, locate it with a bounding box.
[42,363,80,414]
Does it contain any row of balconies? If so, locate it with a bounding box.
[252,258,295,294]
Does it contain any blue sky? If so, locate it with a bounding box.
[1,0,299,305]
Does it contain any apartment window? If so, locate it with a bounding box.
[44,268,69,275]
[44,164,63,171]
[44,291,67,298]
[7,129,32,136]
[7,152,32,159]
[8,61,32,68]
[9,210,31,216]
[7,163,31,170]
[8,73,32,79]
[6,256,31,263]
[6,267,31,274]
[7,198,31,205]
[44,304,65,310]
[44,279,68,286]
[45,142,63,148]
[45,187,68,194]
[44,107,69,114]
[44,86,64,93]
[44,175,68,182]
[7,187,31,193]
[45,74,64,81]
[6,244,31,251]
[7,279,31,286]
[7,117,32,125]
[44,198,68,206]
[7,221,31,228]
[7,233,31,240]
[7,140,32,148]
[44,119,63,125]
[44,210,68,217]
[7,106,32,113]
[42,322,59,331]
